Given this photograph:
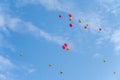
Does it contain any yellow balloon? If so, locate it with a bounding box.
[69,17,72,21]
[78,19,81,23]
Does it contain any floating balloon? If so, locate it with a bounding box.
[84,26,88,29]
[19,53,23,57]
[49,64,52,67]
[62,45,66,49]
[103,59,107,63]
[84,24,89,29]
[64,43,68,47]
[66,47,70,51]
[78,19,82,23]
[68,13,72,17]
[62,43,70,51]
[69,17,72,21]
[99,28,102,31]
[113,71,117,75]
[60,70,63,74]
[59,15,62,18]
[69,23,73,27]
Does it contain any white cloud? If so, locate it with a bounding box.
[16,0,76,13]
[111,30,120,55]
[0,55,37,80]
[0,55,15,80]
[6,17,69,45]
[0,74,6,80]
[97,0,120,15]
[0,55,14,70]
[0,4,70,47]
[28,68,36,74]
[93,53,101,58]
[0,15,5,27]
[0,33,15,52]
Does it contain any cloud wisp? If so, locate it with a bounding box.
[97,0,120,15]
[111,30,120,55]
[0,3,71,47]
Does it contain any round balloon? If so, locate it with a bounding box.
[68,13,72,17]
[59,15,62,18]
[64,43,68,47]
[62,45,66,49]
[69,23,73,27]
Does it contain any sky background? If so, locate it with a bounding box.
[0,0,120,80]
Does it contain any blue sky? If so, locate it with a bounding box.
[0,0,120,80]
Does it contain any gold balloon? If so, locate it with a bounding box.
[69,17,72,21]
[78,19,81,23]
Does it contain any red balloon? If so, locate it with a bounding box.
[69,23,73,27]
[62,45,66,49]
[64,43,68,47]
[68,13,72,17]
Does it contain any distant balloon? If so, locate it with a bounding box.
[103,59,107,63]
[60,70,63,74]
[99,28,102,31]
[68,13,72,17]
[59,15,62,18]
[19,53,23,57]
[66,47,70,51]
[69,17,72,21]
[113,71,117,75]
[78,19,82,23]
[49,64,52,67]
[84,24,89,29]
[62,45,66,49]
[64,43,68,47]
[84,26,88,29]
[62,43,70,51]
[69,23,73,27]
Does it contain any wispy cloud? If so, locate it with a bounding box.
[28,68,36,74]
[0,55,15,80]
[0,4,72,47]
[6,17,70,45]
[93,53,101,58]
[0,33,15,52]
[0,74,6,80]
[111,29,120,55]
[0,55,14,70]
[97,0,120,15]
[0,55,37,80]
[16,0,75,13]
